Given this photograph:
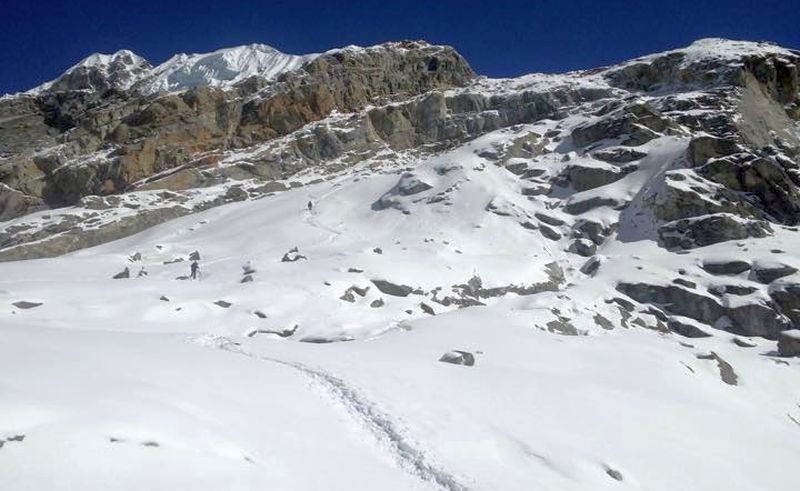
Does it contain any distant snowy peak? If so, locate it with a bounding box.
[28,49,152,95]
[134,44,317,94]
[74,49,149,71]
[624,38,797,69]
[26,44,316,97]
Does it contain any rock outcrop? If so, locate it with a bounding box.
[617,281,790,338]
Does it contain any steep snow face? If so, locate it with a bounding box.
[27,49,152,95]
[134,44,316,94]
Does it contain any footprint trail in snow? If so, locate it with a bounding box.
[209,337,471,491]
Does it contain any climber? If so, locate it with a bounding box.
[190,260,199,280]
[307,200,313,212]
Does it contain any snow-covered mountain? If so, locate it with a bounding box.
[25,43,317,96]
[27,49,153,94]
[134,43,317,94]
[1,38,800,490]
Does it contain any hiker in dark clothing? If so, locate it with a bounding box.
[307,200,313,212]
[190,261,199,280]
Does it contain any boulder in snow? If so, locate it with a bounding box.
[702,260,751,275]
[281,247,307,262]
[580,256,603,276]
[371,279,413,297]
[12,301,43,310]
[439,350,475,366]
[539,224,561,241]
[777,329,800,357]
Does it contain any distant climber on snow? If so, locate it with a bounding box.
[190,260,199,280]
[307,200,313,212]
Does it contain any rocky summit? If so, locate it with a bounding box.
[1,38,800,490]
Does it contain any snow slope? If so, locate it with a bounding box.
[1,122,799,489]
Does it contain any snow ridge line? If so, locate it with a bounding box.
[215,341,470,491]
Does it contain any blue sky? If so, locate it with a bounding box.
[1,0,798,94]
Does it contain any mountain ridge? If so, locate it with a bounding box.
[20,43,318,97]
[16,37,797,98]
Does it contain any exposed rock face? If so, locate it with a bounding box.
[659,214,772,249]
[752,261,798,284]
[0,184,44,221]
[238,42,475,141]
[592,147,647,164]
[566,162,634,191]
[687,136,741,167]
[768,283,800,327]
[617,281,790,338]
[696,155,800,225]
[571,101,672,147]
[0,41,475,217]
